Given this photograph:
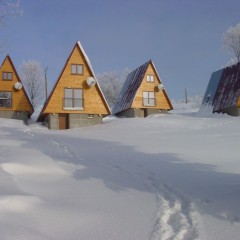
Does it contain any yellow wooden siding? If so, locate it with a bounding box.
[0,57,33,112]
[44,45,109,115]
[237,97,240,107]
[131,64,172,110]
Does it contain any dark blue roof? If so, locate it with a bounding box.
[201,62,240,112]
[213,62,240,112]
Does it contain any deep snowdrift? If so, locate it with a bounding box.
[0,108,240,240]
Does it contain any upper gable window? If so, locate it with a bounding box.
[146,75,154,82]
[2,72,13,81]
[71,64,83,75]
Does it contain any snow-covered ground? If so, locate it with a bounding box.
[1,103,240,240]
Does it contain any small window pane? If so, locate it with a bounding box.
[7,72,13,80]
[65,89,72,98]
[64,99,72,108]
[74,89,82,98]
[71,65,77,74]
[3,72,7,80]
[5,99,11,108]
[77,65,83,74]
[149,92,155,98]
[74,98,82,108]
[143,91,148,98]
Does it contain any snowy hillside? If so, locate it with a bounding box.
[1,107,240,240]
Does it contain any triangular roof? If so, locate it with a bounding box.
[38,41,111,121]
[212,62,240,112]
[0,55,34,115]
[112,60,173,115]
[201,62,240,112]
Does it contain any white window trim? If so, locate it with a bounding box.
[63,107,84,110]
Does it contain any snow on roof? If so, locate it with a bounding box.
[76,41,111,113]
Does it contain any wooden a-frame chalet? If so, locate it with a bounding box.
[201,61,240,116]
[37,41,111,129]
[0,55,33,123]
[112,60,173,117]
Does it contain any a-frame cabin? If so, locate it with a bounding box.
[112,60,173,117]
[201,61,240,116]
[37,41,111,130]
[0,55,33,123]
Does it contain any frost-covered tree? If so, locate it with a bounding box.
[0,0,22,50]
[20,60,45,109]
[223,23,240,63]
[97,69,130,108]
[0,0,22,21]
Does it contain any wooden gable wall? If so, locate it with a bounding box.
[43,44,110,115]
[131,63,172,110]
[0,56,33,113]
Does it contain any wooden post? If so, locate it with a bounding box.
[44,67,48,100]
[185,88,188,104]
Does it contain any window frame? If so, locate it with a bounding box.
[71,64,83,75]
[2,72,13,81]
[0,91,12,108]
[63,88,83,110]
[146,75,155,83]
[142,91,156,106]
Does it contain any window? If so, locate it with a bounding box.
[3,72,13,81]
[63,88,83,110]
[71,64,83,75]
[146,75,154,82]
[0,91,12,108]
[143,91,155,106]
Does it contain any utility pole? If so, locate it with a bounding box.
[44,67,48,100]
[185,88,188,104]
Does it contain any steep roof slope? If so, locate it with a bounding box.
[112,61,149,115]
[201,69,223,106]
[213,62,240,112]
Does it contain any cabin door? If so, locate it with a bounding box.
[59,114,68,130]
[140,109,145,118]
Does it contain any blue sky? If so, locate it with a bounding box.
[1,0,240,99]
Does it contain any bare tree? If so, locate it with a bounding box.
[223,23,240,63]
[97,69,130,108]
[0,0,22,51]
[0,0,22,22]
[20,60,45,109]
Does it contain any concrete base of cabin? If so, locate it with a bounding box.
[116,108,162,118]
[47,113,103,130]
[0,111,29,124]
